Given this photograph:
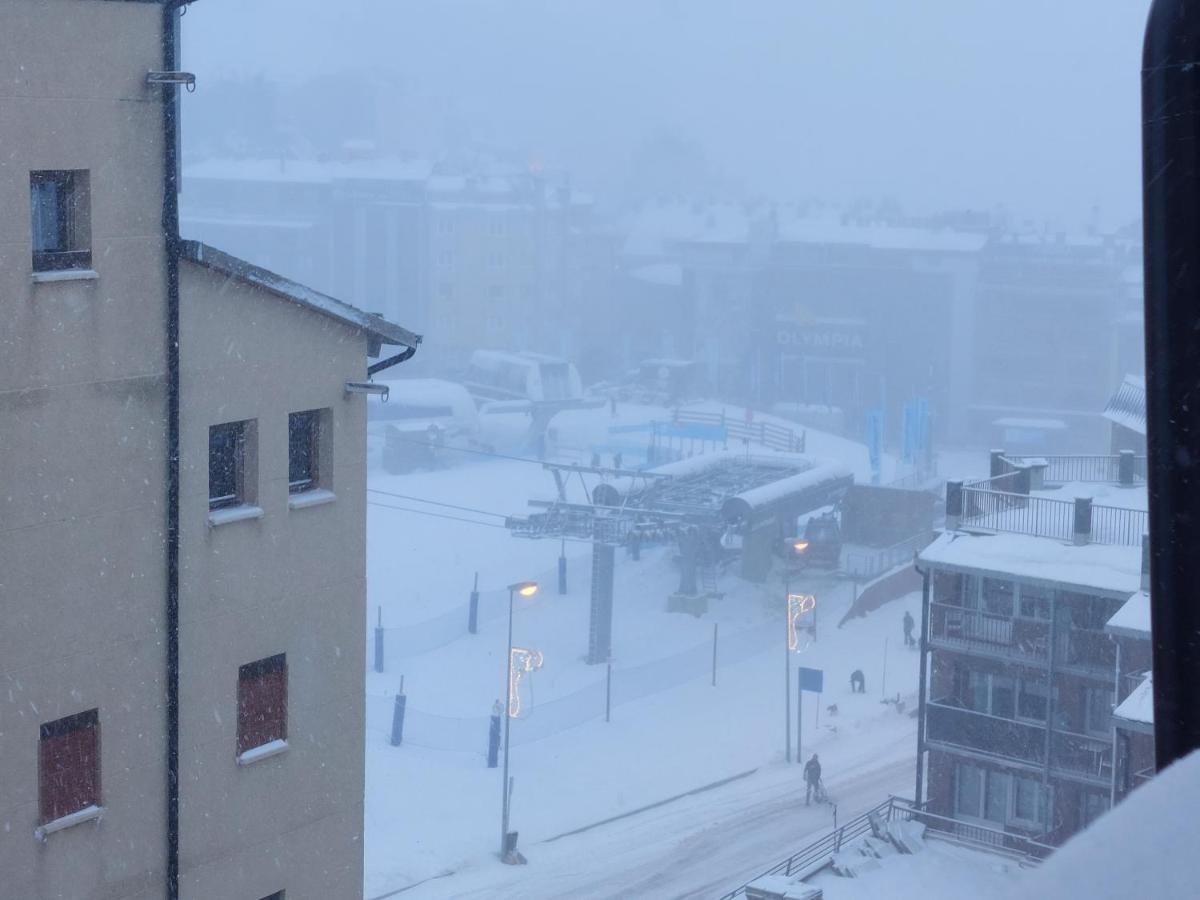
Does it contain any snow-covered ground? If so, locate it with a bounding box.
[362,401,925,899]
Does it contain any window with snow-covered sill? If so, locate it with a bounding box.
[237,654,288,765]
[287,408,334,509]
[209,418,262,525]
[37,708,102,841]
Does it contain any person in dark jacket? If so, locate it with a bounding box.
[850,669,865,693]
[903,610,916,647]
[804,754,822,805]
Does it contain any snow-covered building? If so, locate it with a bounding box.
[915,449,1152,846]
[182,152,602,370]
[0,3,419,898]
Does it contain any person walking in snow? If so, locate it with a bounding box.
[804,753,822,805]
[903,610,916,647]
[850,669,865,693]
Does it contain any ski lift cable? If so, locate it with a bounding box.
[367,500,595,544]
[367,500,510,530]
[367,488,509,519]
[379,434,553,467]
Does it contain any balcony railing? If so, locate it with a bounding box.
[960,487,1076,541]
[1055,628,1116,674]
[929,603,1115,674]
[1005,453,1147,485]
[927,701,1046,768]
[929,603,1050,663]
[1052,730,1113,781]
[926,701,1113,782]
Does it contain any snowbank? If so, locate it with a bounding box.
[1011,749,1200,900]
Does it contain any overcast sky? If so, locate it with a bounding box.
[181,0,1150,228]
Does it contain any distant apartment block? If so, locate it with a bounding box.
[915,445,1154,847]
[0,2,420,898]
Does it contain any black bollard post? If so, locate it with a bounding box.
[487,700,502,768]
[374,606,384,674]
[390,676,406,747]
[558,540,567,595]
[468,571,480,635]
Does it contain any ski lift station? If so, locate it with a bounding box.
[507,450,854,663]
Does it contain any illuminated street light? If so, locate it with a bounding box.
[500,579,540,861]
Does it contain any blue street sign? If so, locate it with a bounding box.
[799,666,823,693]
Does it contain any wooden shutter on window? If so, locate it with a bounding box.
[39,709,100,823]
[238,655,287,754]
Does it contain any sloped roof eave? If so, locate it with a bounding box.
[179,240,421,351]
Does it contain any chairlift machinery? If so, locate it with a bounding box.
[506,452,853,663]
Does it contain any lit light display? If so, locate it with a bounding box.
[508,647,545,717]
[788,593,817,652]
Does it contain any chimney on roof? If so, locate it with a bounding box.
[1073,496,1093,546]
[945,480,963,531]
[1119,449,1136,486]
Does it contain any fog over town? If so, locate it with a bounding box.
[5,2,1190,899]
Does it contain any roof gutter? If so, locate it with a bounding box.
[367,345,418,377]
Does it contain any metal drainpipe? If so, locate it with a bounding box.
[914,561,931,808]
[1042,593,1058,840]
[161,4,185,898]
[1110,638,1121,810]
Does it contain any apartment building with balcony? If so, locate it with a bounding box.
[914,450,1151,846]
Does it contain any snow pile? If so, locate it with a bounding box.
[808,835,1024,900]
[1011,750,1200,900]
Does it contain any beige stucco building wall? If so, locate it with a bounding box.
[0,2,169,899]
[175,262,368,899]
[2,3,377,898]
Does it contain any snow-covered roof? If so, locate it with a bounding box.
[180,240,421,350]
[1106,590,1151,639]
[1103,374,1146,437]
[920,530,1141,596]
[777,217,987,253]
[1033,481,1147,512]
[185,156,434,185]
[729,459,854,511]
[1113,672,1154,730]
[620,201,986,259]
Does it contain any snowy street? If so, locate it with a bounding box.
[362,404,923,899]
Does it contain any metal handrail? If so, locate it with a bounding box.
[714,797,900,900]
[716,794,1052,899]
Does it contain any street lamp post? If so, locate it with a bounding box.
[500,580,538,860]
[784,538,809,763]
